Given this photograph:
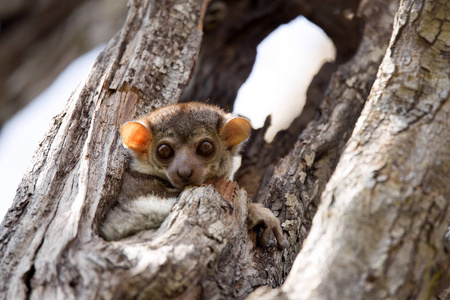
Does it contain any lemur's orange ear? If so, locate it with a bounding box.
[220,117,251,147]
[121,122,152,152]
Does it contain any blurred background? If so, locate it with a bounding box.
[0,1,335,219]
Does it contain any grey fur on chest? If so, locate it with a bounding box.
[100,167,180,241]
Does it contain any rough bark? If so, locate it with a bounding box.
[0,0,297,299]
[179,0,365,197]
[0,0,127,128]
[248,0,450,298]
[238,0,400,287]
[1,0,447,299]
[236,62,338,198]
[0,0,211,298]
[180,0,362,111]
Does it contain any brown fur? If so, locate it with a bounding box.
[102,102,287,249]
[127,102,249,189]
[101,103,250,241]
[248,203,289,250]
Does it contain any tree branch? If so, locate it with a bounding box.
[0,0,208,298]
[238,0,400,287]
[180,0,362,111]
[249,0,450,298]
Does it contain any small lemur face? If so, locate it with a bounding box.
[121,103,251,189]
[151,131,225,189]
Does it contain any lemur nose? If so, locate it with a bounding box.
[177,167,193,180]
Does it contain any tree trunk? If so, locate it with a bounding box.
[0,0,211,298]
[1,0,449,299]
[180,0,362,111]
[238,0,400,286]
[248,0,450,299]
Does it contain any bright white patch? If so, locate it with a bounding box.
[234,16,336,142]
[123,244,173,274]
[0,45,104,220]
[229,155,242,179]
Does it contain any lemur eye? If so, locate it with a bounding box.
[157,144,174,159]
[197,141,214,157]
